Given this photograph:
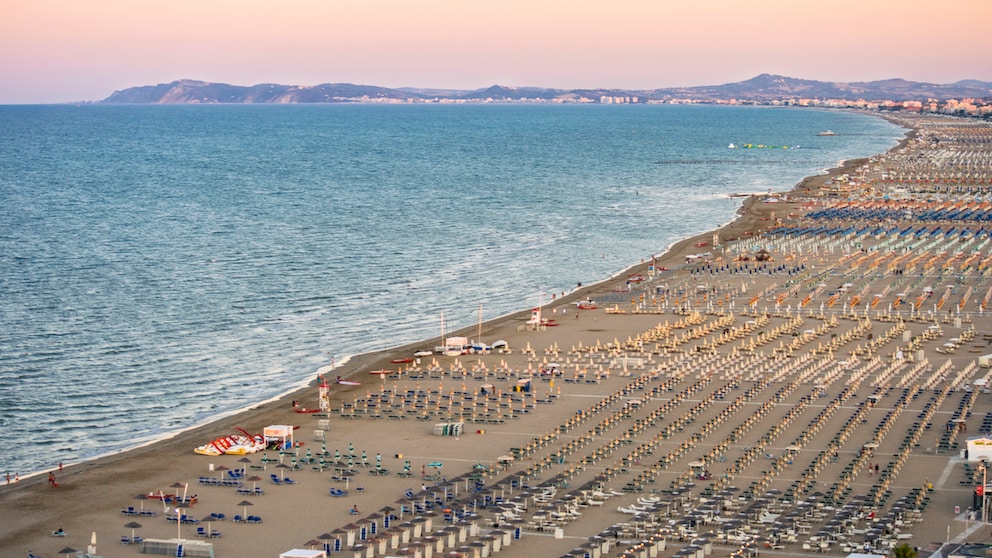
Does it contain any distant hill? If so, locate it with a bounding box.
[100,74,992,104]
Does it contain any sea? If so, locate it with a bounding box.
[0,103,905,478]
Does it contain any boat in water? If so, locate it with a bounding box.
[817,130,836,136]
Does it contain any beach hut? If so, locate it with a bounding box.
[966,436,992,461]
[264,425,294,450]
[445,337,469,356]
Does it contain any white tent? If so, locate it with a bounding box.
[966,435,992,462]
[264,425,294,450]
[445,336,468,354]
[280,550,326,558]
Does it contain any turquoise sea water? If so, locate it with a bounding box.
[0,104,904,477]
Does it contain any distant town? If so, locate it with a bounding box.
[101,74,992,119]
[586,95,991,119]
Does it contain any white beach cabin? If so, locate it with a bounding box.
[966,435,992,461]
[264,425,294,451]
[445,336,469,356]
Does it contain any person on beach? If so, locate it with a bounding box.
[351,504,359,515]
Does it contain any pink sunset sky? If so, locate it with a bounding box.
[1,0,990,104]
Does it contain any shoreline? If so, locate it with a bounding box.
[6,126,905,486]
[11,112,971,558]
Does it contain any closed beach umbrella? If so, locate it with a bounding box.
[175,502,191,539]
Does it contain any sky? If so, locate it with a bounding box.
[1,0,990,104]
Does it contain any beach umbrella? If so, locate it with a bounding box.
[168,481,186,503]
[214,465,229,480]
[124,521,143,541]
[135,492,149,512]
[89,531,97,555]
[394,498,409,519]
[58,547,77,558]
[238,499,254,519]
[305,539,322,549]
[248,475,263,490]
[276,462,291,480]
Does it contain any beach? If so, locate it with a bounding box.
[5,112,992,558]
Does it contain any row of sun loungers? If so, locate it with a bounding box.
[120,506,156,517]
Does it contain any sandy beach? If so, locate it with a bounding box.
[7,112,992,558]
